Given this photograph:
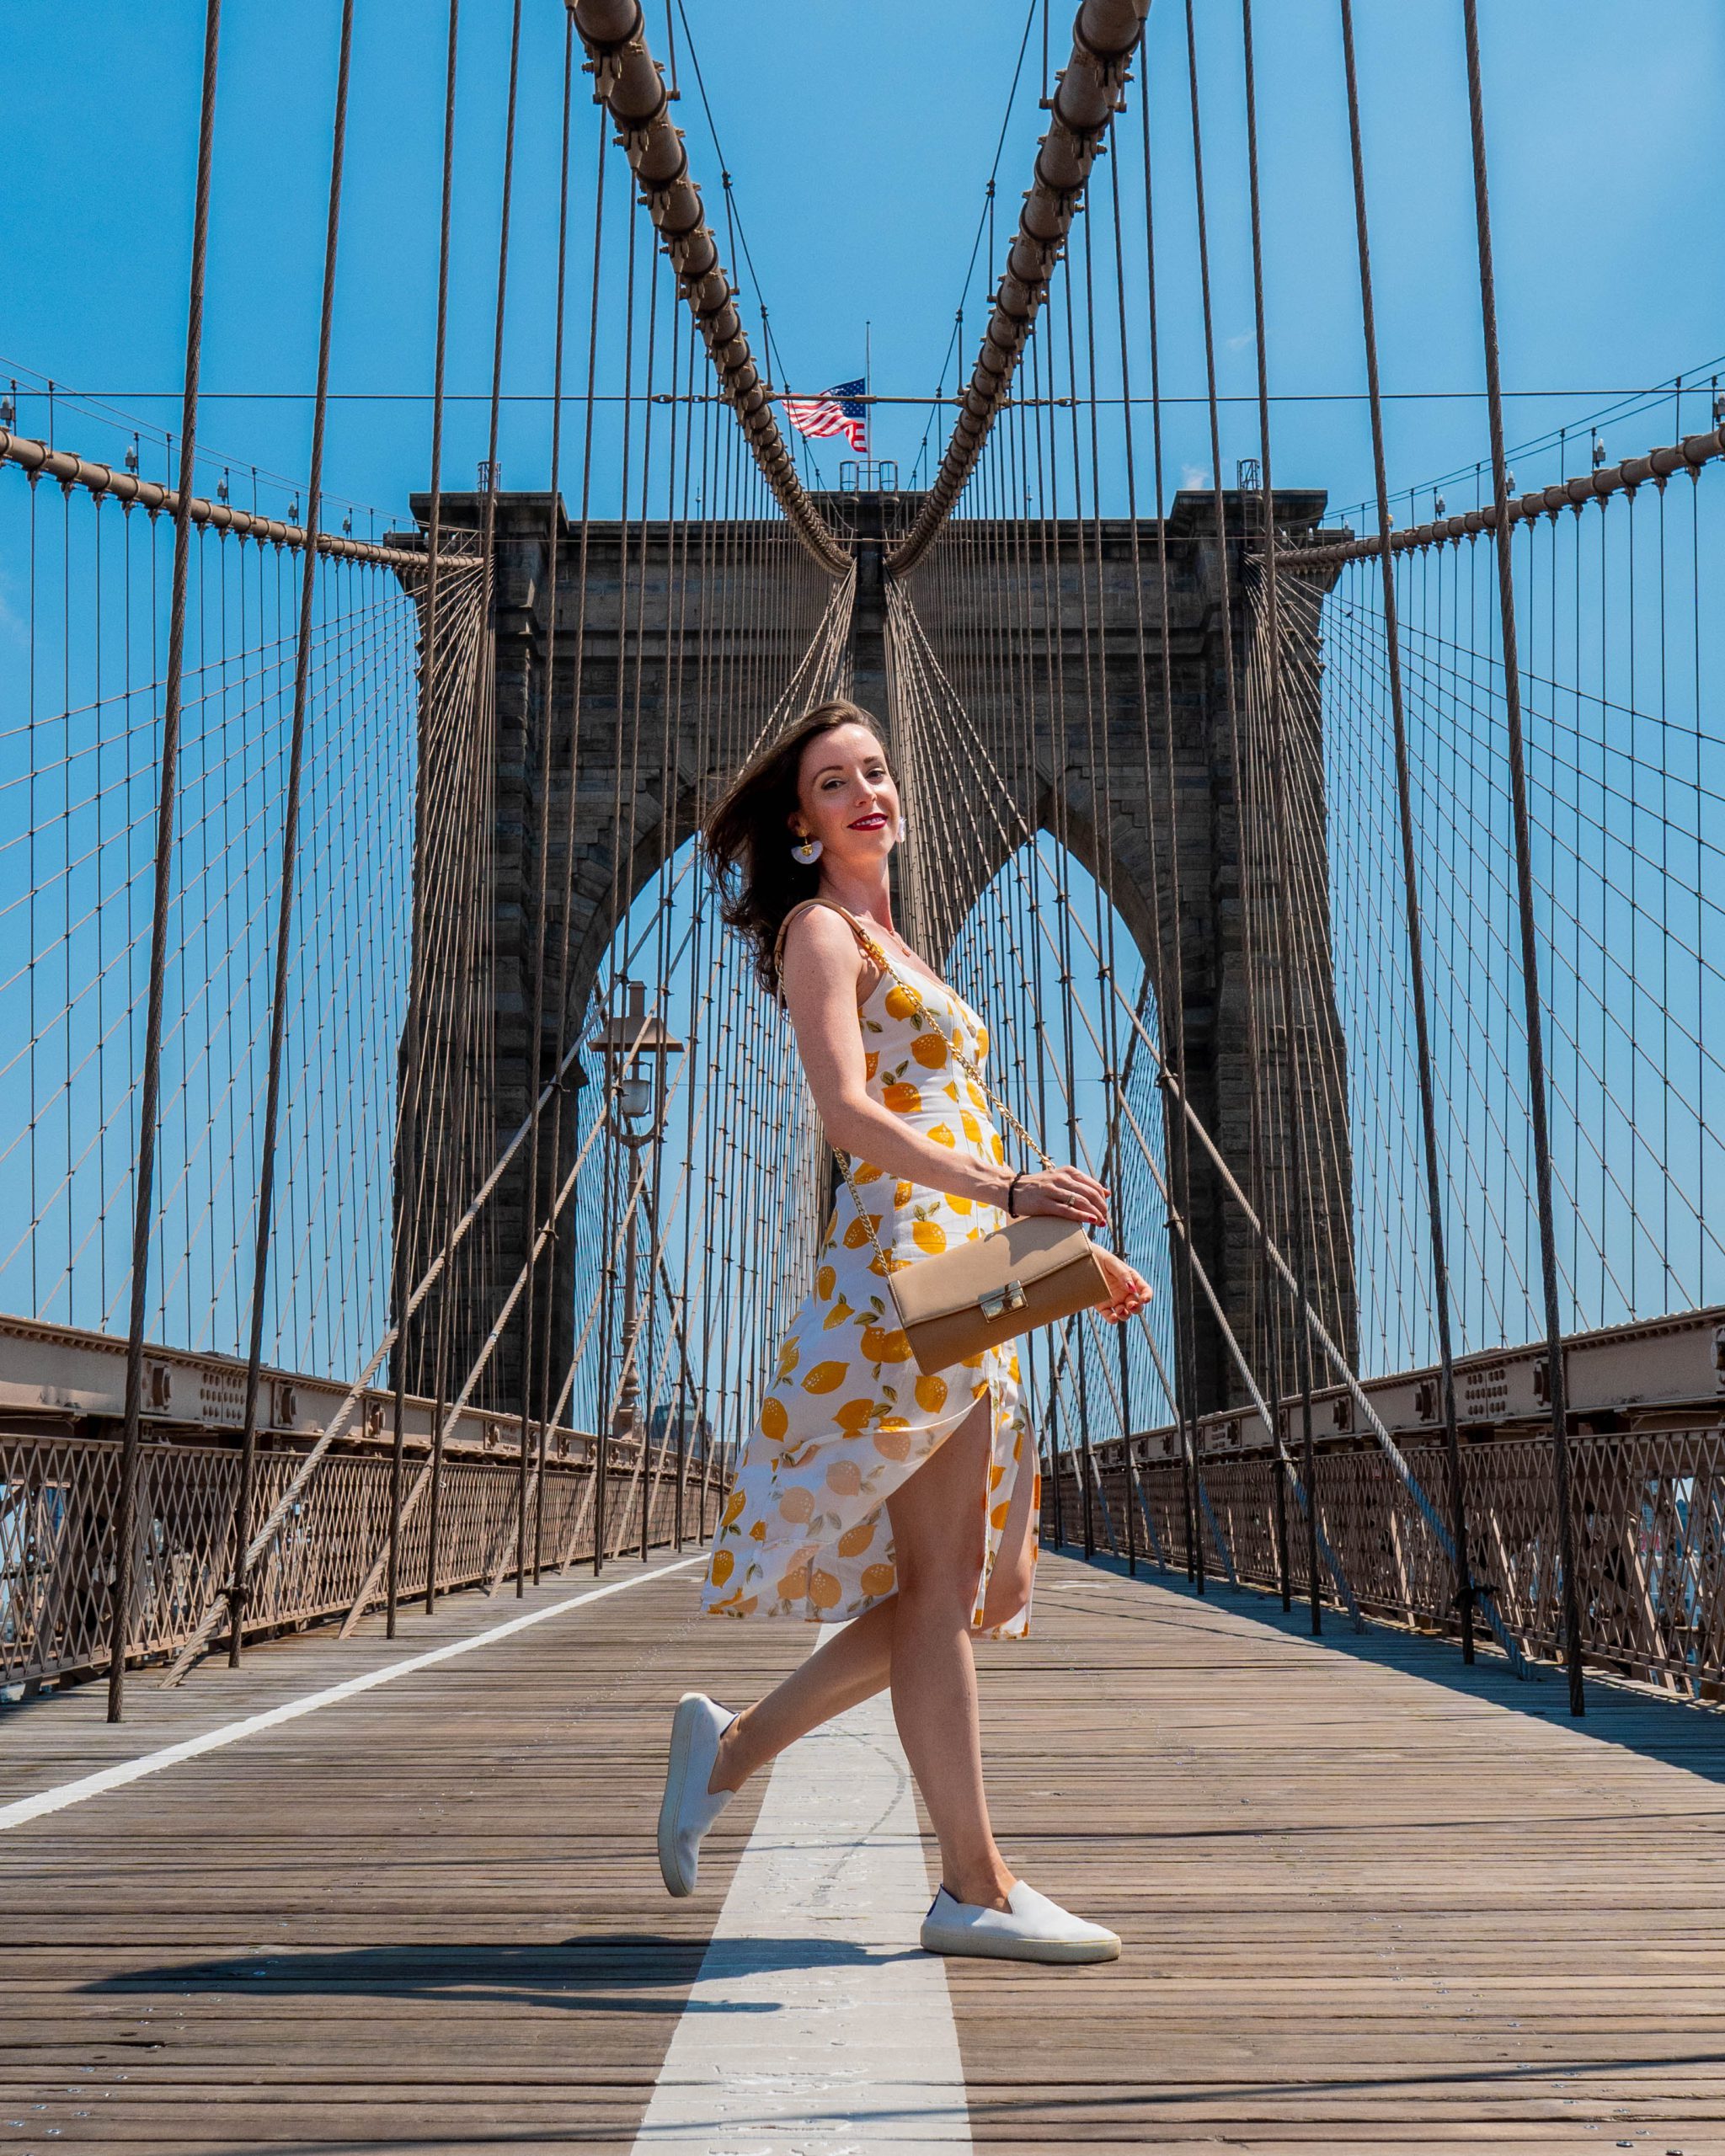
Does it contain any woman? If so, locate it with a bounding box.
[656,698,1151,1963]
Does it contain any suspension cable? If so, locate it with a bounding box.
[108,0,224,1725]
[566,0,847,573]
[888,0,1149,574]
[227,0,357,1665]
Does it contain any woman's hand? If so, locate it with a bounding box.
[1093,1246,1153,1325]
[1009,1163,1110,1225]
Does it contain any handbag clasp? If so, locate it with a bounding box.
[978,1278,1027,1321]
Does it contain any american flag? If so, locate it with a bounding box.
[778,377,868,455]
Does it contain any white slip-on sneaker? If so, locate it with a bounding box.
[919,1879,1121,1964]
[656,1692,737,1897]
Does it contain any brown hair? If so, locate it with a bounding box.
[702,698,891,1001]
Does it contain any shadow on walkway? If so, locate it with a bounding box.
[1049,1546,1725,1785]
[82,1932,913,2014]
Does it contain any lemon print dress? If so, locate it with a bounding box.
[701,898,1039,1641]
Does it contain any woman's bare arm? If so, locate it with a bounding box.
[779,908,1016,1207]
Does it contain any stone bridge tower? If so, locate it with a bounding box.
[399,485,1354,1427]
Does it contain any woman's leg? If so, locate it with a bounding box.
[708,1391,1037,1801]
[708,1591,897,1793]
[883,1394,1015,1908]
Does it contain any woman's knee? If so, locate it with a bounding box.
[895,1536,986,1625]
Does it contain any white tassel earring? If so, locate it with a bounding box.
[791,833,823,864]
[894,814,906,842]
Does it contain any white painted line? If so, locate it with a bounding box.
[633,1625,970,2153]
[0,1555,704,1833]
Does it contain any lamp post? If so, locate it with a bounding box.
[586,979,682,1573]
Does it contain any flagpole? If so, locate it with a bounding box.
[864,320,872,463]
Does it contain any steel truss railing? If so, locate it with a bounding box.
[1072,1420,1725,1701]
[0,1424,721,1694]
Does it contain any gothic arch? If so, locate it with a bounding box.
[403,487,1355,1419]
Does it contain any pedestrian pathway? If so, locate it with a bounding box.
[5,1550,1725,2149]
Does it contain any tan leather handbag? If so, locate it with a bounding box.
[776,899,1110,1379]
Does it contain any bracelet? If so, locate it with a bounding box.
[1004,1171,1024,1218]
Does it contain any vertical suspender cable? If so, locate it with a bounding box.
[1224,0,1322,1629]
[537,110,608,1572]
[647,281,681,1561]
[1459,0,1583,1713]
[228,0,356,1665]
[598,191,644,1571]
[1078,199,1130,1563]
[635,241,665,1566]
[429,0,524,1614]
[1136,83,1200,1581]
[388,0,462,1640]
[1104,145,1167,1582]
[1228,13,1293,1608]
[109,0,223,1723]
[1181,0,1257,1596]
[1055,269,1093,1558]
[1025,338,1062,1545]
[691,381,715,1529]
[672,317,702,1550]
[1334,0,1476,1663]
[515,13,579,1593]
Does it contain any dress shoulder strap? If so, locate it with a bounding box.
[775,896,1054,1171]
[772,896,888,979]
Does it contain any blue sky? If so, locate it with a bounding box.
[2,2,1720,1392]
[3,1,1720,527]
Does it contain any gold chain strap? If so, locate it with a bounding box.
[776,900,1053,1287]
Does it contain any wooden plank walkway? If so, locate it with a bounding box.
[3,1547,1724,2151]
[950,1561,1725,2152]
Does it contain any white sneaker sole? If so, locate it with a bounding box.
[920,1923,1120,1964]
[656,1692,710,1898]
